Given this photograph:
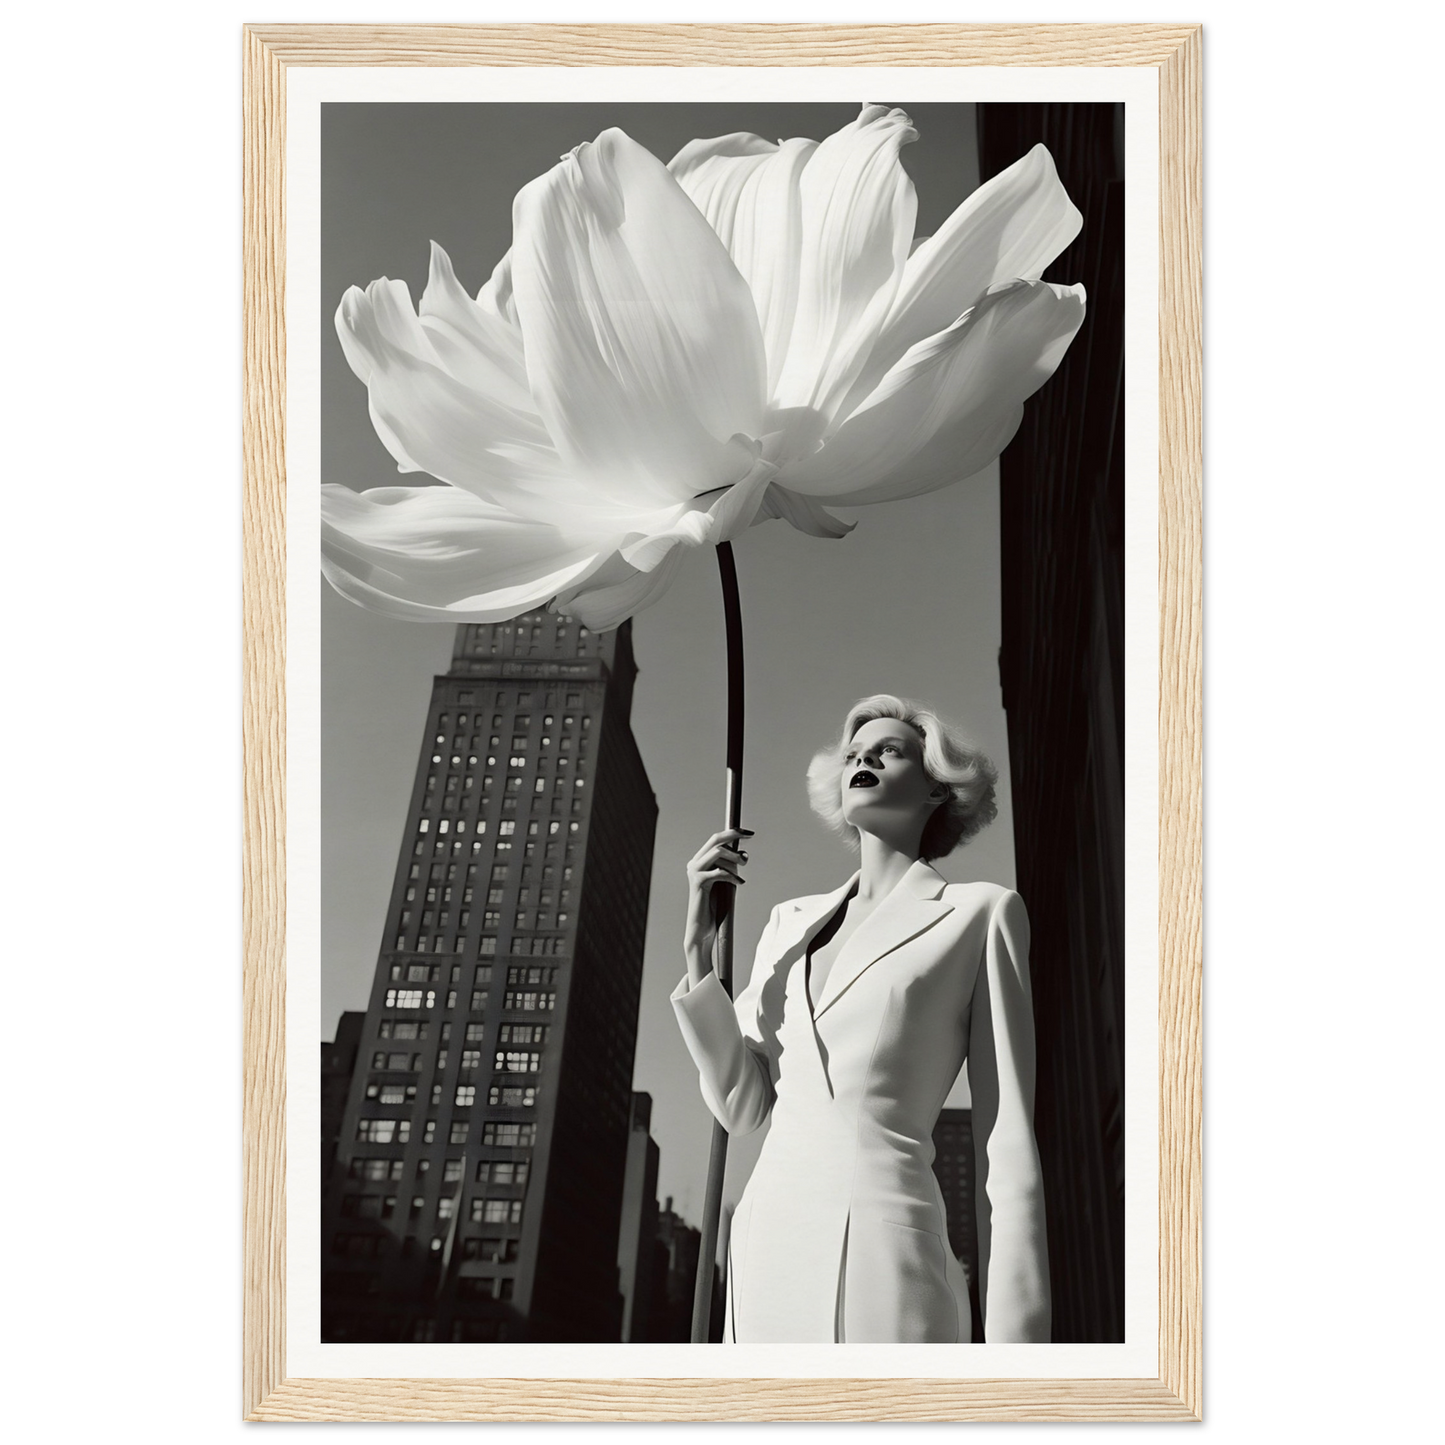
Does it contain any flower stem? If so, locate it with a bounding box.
[690,541,745,1343]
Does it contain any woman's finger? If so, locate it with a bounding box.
[689,866,743,886]
[691,843,749,871]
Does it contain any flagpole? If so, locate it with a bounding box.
[691,542,745,1343]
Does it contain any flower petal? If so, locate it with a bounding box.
[669,133,816,399]
[334,276,586,520]
[417,242,530,414]
[320,483,606,622]
[553,546,690,632]
[769,104,918,426]
[616,449,778,572]
[780,280,1086,503]
[476,247,519,327]
[755,483,855,539]
[844,144,1082,417]
[510,128,768,508]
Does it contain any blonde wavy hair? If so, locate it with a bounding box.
[806,695,999,862]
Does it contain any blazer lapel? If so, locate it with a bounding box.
[812,860,954,1021]
[776,873,860,975]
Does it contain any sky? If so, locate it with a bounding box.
[320,100,1015,1223]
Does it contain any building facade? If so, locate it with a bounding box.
[615,1091,661,1344]
[321,1011,365,1186]
[981,102,1127,1343]
[930,1107,983,1342]
[322,613,657,1343]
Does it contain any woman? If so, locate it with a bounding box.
[671,695,1049,1343]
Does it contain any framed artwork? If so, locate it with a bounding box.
[243,22,1201,1423]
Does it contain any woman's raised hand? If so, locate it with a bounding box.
[683,827,754,981]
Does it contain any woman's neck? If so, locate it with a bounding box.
[855,830,922,903]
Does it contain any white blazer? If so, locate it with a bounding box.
[671,858,1049,1343]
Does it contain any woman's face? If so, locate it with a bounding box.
[838,717,942,836]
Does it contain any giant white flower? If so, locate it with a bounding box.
[324,105,1086,630]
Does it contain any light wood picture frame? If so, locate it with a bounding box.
[243,22,1201,1423]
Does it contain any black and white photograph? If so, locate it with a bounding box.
[313,95,1130,1353]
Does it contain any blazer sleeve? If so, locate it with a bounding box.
[966,888,1051,1343]
[669,905,781,1136]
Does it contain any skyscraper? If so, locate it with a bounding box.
[615,1091,661,1344]
[322,613,657,1343]
[321,1011,365,1185]
[931,1107,983,1342]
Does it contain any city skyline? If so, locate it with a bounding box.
[322,616,657,1341]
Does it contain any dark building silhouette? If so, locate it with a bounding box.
[321,1010,365,1183]
[980,102,1127,1343]
[616,1091,661,1343]
[644,1195,724,1342]
[931,1107,984,1343]
[322,614,657,1342]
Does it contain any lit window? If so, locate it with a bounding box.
[482,1122,536,1147]
[479,936,497,956]
[455,1085,477,1106]
[384,989,431,1009]
[499,820,515,836]
[378,1020,425,1041]
[495,1051,542,1073]
[465,1023,486,1042]
[449,1120,469,1144]
[437,1196,456,1220]
[418,819,429,833]
[350,1158,405,1182]
[460,1049,482,1071]
[471,1198,525,1224]
[498,1024,547,1045]
[475,1160,530,1186]
[356,1119,410,1144]
[470,990,488,1012]
[423,1120,437,1143]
